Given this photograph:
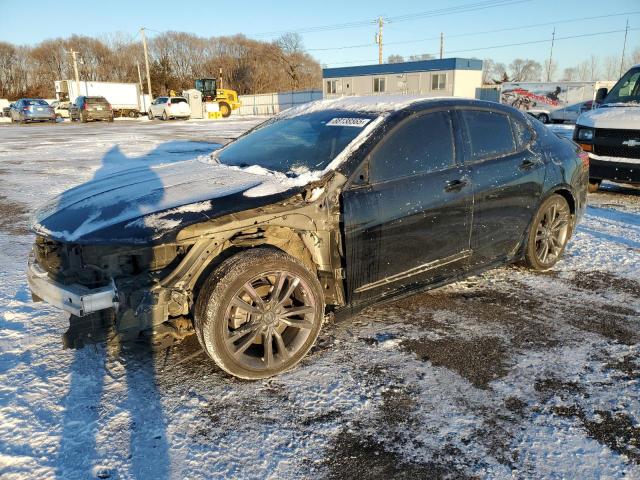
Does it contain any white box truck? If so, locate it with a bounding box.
[574,64,640,192]
[55,80,146,117]
[501,81,615,124]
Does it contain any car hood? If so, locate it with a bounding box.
[577,105,640,129]
[32,159,307,245]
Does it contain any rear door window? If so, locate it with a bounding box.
[171,97,187,104]
[460,109,516,162]
[369,110,455,183]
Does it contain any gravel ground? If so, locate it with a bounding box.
[0,119,638,479]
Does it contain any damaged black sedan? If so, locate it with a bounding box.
[28,97,588,379]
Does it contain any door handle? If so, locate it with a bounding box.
[444,178,469,192]
[519,159,539,171]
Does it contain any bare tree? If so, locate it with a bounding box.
[387,54,404,64]
[509,58,542,82]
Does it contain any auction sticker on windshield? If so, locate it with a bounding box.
[326,118,371,127]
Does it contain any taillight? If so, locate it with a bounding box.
[167,102,172,107]
[83,103,88,110]
[578,151,589,169]
[23,107,29,111]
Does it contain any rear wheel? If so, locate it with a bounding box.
[524,194,572,271]
[538,113,550,124]
[194,248,325,379]
[148,110,153,119]
[128,110,137,118]
[162,111,168,121]
[219,102,231,118]
[80,113,88,123]
[588,179,601,193]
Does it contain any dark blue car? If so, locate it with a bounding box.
[27,96,588,379]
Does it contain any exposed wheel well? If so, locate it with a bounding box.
[553,188,576,215]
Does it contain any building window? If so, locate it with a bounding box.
[432,73,447,91]
[326,80,337,94]
[373,77,386,93]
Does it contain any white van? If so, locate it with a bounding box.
[574,66,640,191]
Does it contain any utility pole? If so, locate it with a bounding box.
[136,61,146,111]
[620,19,629,77]
[440,33,444,60]
[140,27,153,102]
[68,50,81,97]
[376,16,384,64]
[547,27,555,82]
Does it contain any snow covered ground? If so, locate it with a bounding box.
[0,119,639,479]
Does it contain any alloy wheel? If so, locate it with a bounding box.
[534,198,570,266]
[223,270,316,371]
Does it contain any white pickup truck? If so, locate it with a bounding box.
[574,65,640,192]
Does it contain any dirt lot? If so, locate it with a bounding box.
[0,120,638,479]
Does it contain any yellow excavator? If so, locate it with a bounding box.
[194,72,240,117]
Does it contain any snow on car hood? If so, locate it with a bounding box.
[577,105,640,129]
[31,159,314,245]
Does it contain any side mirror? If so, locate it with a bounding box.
[595,87,608,104]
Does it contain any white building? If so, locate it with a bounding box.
[322,58,483,99]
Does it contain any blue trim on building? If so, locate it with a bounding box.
[322,58,482,79]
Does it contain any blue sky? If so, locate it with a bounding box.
[0,0,638,71]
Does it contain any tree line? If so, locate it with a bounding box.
[481,49,640,84]
[0,32,321,99]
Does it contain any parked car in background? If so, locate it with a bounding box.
[148,96,191,120]
[549,101,592,124]
[28,97,587,379]
[10,99,56,123]
[69,96,114,123]
[50,100,70,119]
[575,64,640,192]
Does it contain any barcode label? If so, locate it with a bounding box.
[326,117,370,127]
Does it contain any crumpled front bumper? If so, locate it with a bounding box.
[27,257,118,317]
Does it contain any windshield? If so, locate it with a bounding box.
[216,110,377,176]
[604,67,640,104]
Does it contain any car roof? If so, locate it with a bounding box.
[280,95,515,118]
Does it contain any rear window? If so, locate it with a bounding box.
[171,98,187,104]
[86,97,109,104]
[461,110,516,161]
[25,100,49,106]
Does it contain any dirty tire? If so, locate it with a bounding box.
[194,247,325,379]
[219,102,231,118]
[588,179,601,193]
[524,194,572,271]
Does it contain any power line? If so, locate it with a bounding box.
[249,0,529,38]
[309,10,640,52]
[323,26,639,67]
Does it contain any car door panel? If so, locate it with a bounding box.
[342,110,472,304]
[456,109,545,265]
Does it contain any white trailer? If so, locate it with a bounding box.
[55,80,145,117]
[500,81,615,123]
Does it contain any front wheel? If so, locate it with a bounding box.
[538,113,550,124]
[148,110,153,119]
[194,248,325,379]
[523,194,572,271]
